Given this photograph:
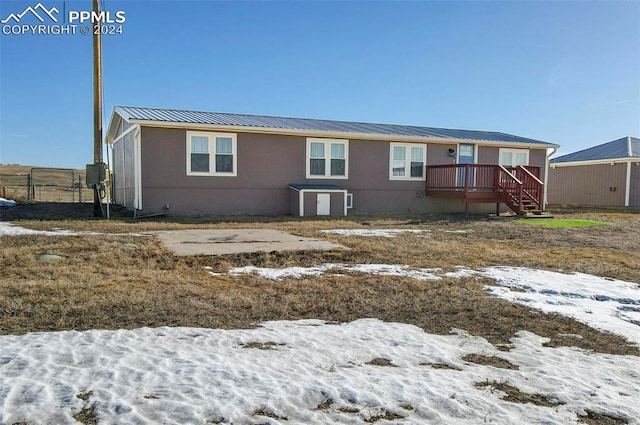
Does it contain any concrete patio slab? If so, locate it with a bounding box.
[155,228,347,256]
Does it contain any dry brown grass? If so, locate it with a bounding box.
[579,410,629,424]
[474,381,562,408]
[0,211,639,360]
[461,354,519,370]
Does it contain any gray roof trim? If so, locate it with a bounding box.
[289,184,344,191]
[110,106,558,148]
[551,136,640,163]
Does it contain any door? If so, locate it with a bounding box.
[457,144,475,187]
[317,193,330,216]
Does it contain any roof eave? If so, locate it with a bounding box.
[124,118,559,148]
[106,107,130,142]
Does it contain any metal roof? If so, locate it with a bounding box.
[550,137,640,163]
[289,184,344,191]
[112,106,556,147]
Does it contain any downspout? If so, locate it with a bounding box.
[543,147,557,211]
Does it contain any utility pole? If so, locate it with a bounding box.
[92,0,104,217]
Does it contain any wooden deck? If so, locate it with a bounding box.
[425,164,544,215]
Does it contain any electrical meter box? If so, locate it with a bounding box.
[86,163,108,188]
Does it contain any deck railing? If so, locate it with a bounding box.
[425,164,543,215]
[497,165,523,210]
[424,164,497,191]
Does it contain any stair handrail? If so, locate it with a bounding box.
[517,165,543,206]
[497,165,522,186]
[497,165,524,213]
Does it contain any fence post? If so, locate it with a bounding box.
[27,174,31,201]
[79,175,83,203]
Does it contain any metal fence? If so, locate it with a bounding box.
[0,174,29,201]
[0,168,88,203]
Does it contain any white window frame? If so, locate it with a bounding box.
[499,148,529,167]
[186,131,237,176]
[306,138,349,179]
[389,143,427,180]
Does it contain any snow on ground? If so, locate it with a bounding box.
[320,228,472,237]
[320,229,429,237]
[225,264,441,281]
[0,197,16,207]
[0,222,147,237]
[1,319,638,425]
[454,266,640,346]
[0,222,93,236]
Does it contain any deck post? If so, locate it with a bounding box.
[496,203,500,216]
[463,164,469,196]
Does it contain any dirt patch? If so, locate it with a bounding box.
[315,398,334,410]
[76,391,93,401]
[0,202,95,221]
[240,341,286,350]
[419,362,462,371]
[475,381,562,407]
[363,410,405,423]
[253,408,288,421]
[365,357,396,367]
[462,354,519,370]
[578,410,629,425]
[72,405,97,425]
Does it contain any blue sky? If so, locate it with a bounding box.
[1,0,638,168]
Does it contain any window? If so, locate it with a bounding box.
[389,143,426,180]
[186,131,237,176]
[306,138,348,179]
[499,148,529,167]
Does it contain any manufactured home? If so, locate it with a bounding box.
[549,137,640,208]
[106,106,558,216]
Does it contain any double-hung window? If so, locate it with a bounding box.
[389,143,426,180]
[306,138,348,179]
[499,148,528,167]
[186,131,237,176]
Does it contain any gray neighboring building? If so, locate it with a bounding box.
[548,137,640,208]
[106,106,558,216]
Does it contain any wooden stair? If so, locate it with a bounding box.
[497,165,544,215]
[424,164,545,216]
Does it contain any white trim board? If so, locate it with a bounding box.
[111,124,138,145]
[134,126,142,211]
[625,161,631,207]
